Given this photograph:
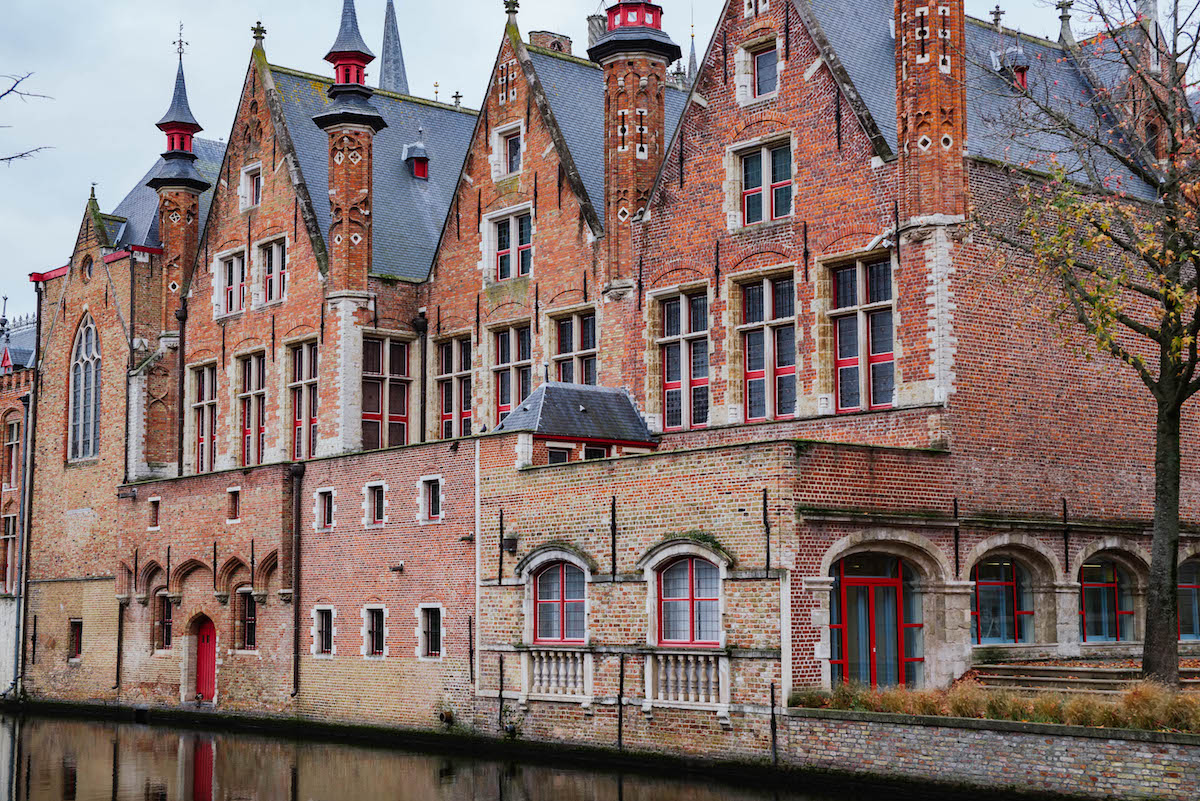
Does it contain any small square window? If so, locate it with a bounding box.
[68,619,83,660]
[548,447,571,465]
[227,490,241,521]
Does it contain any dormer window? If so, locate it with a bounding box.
[1013,65,1028,91]
[240,164,263,210]
[412,158,428,179]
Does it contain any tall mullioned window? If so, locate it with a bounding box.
[238,353,267,466]
[493,325,532,421]
[193,364,217,473]
[658,292,708,431]
[69,315,102,460]
[553,312,597,385]
[289,343,319,459]
[437,338,472,439]
[831,258,895,412]
[741,143,791,225]
[361,337,410,450]
[741,275,796,422]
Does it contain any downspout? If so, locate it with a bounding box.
[413,312,428,442]
[289,461,305,697]
[175,300,188,477]
[17,282,44,695]
[124,253,136,485]
[4,393,31,696]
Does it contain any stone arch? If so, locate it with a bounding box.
[514,543,599,580]
[217,556,249,597]
[637,536,734,572]
[254,549,278,593]
[820,529,953,583]
[1177,543,1200,566]
[962,532,1064,583]
[170,558,211,595]
[1069,536,1151,586]
[138,559,163,595]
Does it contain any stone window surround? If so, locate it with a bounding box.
[416,474,443,525]
[642,280,711,435]
[547,303,599,385]
[725,264,799,425]
[313,487,336,531]
[147,495,161,532]
[638,540,731,650]
[360,604,389,659]
[226,486,242,525]
[310,605,337,658]
[250,233,290,309]
[734,31,783,108]
[723,131,795,233]
[481,202,535,284]
[238,161,263,211]
[742,0,772,19]
[362,480,389,528]
[231,585,259,655]
[433,331,474,441]
[414,602,445,661]
[489,319,534,429]
[184,359,219,475]
[209,245,247,320]
[515,547,595,647]
[489,120,526,180]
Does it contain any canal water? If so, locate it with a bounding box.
[0,713,982,801]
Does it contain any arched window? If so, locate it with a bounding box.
[1079,559,1134,642]
[830,553,924,687]
[80,255,93,282]
[659,556,719,645]
[971,556,1033,644]
[535,562,585,642]
[69,316,101,460]
[1180,560,1200,641]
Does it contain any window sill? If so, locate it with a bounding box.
[147,526,160,532]
[362,654,388,661]
[418,655,443,663]
[732,216,792,236]
[739,92,778,109]
[230,649,260,656]
[365,522,387,530]
[153,649,173,656]
[67,658,81,664]
[312,653,335,660]
[215,311,245,322]
[239,203,261,214]
[419,518,443,526]
[226,518,241,525]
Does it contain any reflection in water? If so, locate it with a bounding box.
[0,715,961,801]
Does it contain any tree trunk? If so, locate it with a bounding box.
[1142,398,1182,686]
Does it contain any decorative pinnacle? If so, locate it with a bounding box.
[504,0,519,14]
[1056,0,1072,19]
[452,90,463,108]
[173,22,188,58]
[434,81,439,101]
[990,4,1005,27]
[252,20,267,44]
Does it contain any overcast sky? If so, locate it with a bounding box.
[0,0,1061,319]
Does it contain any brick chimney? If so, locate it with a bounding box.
[895,0,967,220]
[529,31,572,54]
[588,1,682,287]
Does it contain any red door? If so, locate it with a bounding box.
[192,740,213,801]
[196,619,216,701]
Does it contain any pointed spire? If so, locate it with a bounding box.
[156,58,201,132]
[325,0,374,63]
[687,29,698,83]
[379,0,410,95]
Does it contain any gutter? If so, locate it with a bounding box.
[289,461,306,697]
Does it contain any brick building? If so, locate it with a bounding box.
[15,0,1198,758]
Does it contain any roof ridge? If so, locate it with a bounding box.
[267,63,478,116]
[964,14,1066,49]
[526,43,601,69]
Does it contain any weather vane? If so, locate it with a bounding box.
[174,22,188,57]
[434,81,439,101]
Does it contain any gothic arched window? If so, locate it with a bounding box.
[69,315,101,460]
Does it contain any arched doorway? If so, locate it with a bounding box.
[194,616,216,701]
[830,553,924,687]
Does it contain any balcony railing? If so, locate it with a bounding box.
[521,647,592,703]
[644,650,730,710]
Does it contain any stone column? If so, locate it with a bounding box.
[1055,582,1082,657]
[801,577,834,689]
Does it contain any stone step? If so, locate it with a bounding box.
[977,674,1128,691]
[976,663,1200,681]
[978,683,1123,696]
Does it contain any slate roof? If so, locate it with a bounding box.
[529,48,689,228]
[492,382,656,443]
[270,66,476,281]
[326,0,374,60]
[156,59,202,130]
[800,0,1157,200]
[109,138,225,249]
[378,0,410,95]
[5,323,37,369]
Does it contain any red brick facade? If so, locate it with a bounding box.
[17,0,1197,762]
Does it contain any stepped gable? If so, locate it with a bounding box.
[493,382,656,444]
[527,45,688,228]
[271,66,476,282]
[107,138,225,249]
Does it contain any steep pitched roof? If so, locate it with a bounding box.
[269,66,476,281]
[109,138,225,249]
[527,46,689,228]
[5,322,37,370]
[379,0,410,95]
[492,382,656,443]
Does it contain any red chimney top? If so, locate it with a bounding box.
[607,1,665,32]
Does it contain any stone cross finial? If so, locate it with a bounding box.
[1056,0,1074,43]
[173,22,188,57]
[452,91,463,108]
[504,0,519,15]
[252,20,267,44]
[990,4,1005,27]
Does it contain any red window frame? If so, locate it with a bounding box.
[224,255,245,314]
[493,326,530,422]
[741,152,763,226]
[660,294,709,432]
[534,562,586,644]
[193,365,217,473]
[657,556,720,647]
[413,158,429,179]
[0,516,13,594]
[742,277,796,422]
[517,214,532,277]
[264,240,286,303]
[829,557,924,687]
[768,146,792,221]
[1079,560,1134,643]
[3,420,18,488]
[68,619,83,659]
[832,261,894,413]
[238,354,265,467]
[362,338,409,450]
[970,560,1033,644]
[496,219,512,280]
[290,343,318,459]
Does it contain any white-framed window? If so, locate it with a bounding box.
[362,336,410,450]
[583,445,609,460]
[362,605,388,658]
[436,337,472,439]
[3,418,19,488]
[494,212,532,280]
[192,363,217,473]
[240,163,263,210]
[226,487,241,523]
[553,311,597,384]
[493,323,532,421]
[221,252,247,315]
[237,353,267,466]
[495,123,523,175]
[741,143,792,226]
[0,513,16,594]
[363,482,387,527]
[261,239,287,303]
[752,45,778,97]
[419,476,443,523]
[657,291,708,431]
[416,604,443,659]
[830,256,895,412]
[68,315,102,461]
[739,274,797,422]
[547,446,571,464]
[314,488,335,531]
[289,342,318,459]
[311,606,336,656]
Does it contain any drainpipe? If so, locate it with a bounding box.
[290,461,305,697]
[413,312,428,442]
[4,393,31,697]
[17,282,44,696]
[175,300,188,477]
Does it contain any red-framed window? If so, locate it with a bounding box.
[741,275,796,422]
[554,311,598,384]
[741,143,791,225]
[831,257,894,412]
[1180,560,1200,641]
[970,557,1033,644]
[362,336,410,450]
[316,608,333,654]
[495,213,533,281]
[317,490,334,530]
[157,591,172,650]
[223,253,246,314]
[238,589,256,650]
[437,337,472,439]
[0,514,15,594]
[369,485,385,525]
[412,158,429,179]
[366,607,385,656]
[68,618,83,660]
[659,291,709,431]
[753,46,779,97]
[423,479,442,521]
[262,239,287,303]
[1079,559,1134,642]
[658,556,720,646]
[493,325,532,422]
[535,562,586,643]
[192,364,217,473]
[238,353,266,466]
[3,419,19,488]
[289,342,318,459]
[829,554,924,687]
